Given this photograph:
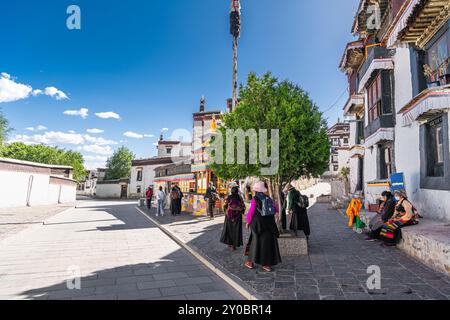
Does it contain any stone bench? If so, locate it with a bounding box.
[398,219,450,274]
[348,210,450,274]
[278,232,308,256]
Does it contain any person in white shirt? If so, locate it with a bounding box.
[156,186,166,217]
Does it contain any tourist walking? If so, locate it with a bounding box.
[287,184,311,239]
[205,182,218,219]
[170,186,181,216]
[366,191,396,241]
[379,190,418,247]
[244,181,281,272]
[156,186,166,217]
[220,186,245,251]
[145,186,154,210]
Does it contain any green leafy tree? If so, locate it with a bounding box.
[105,146,134,180]
[210,72,330,209]
[0,142,86,181]
[0,109,11,146]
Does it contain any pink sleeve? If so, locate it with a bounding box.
[246,199,257,225]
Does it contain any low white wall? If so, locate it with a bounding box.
[96,184,122,198]
[0,159,76,208]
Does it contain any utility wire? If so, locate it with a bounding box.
[322,86,349,114]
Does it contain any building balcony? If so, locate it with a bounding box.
[364,114,395,139]
[343,94,364,116]
[349,145,365,159]
[358,46,394,93]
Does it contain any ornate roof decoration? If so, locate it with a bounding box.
[398,0,450,48]
[339,40,365,71]
[352,0,390,36]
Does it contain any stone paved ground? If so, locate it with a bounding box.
[148,203,450,300]
[0,200,243,300]
[0,204,73,242]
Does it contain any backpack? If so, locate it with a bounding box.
[297,193,309,209]
[256,194,276,217]
[227,197,244,219]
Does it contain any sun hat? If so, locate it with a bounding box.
[394,189,408,199]
[253,181,268,193]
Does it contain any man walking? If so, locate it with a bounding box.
[145,186,154,210]
[205,182,218,219]
[175,185,184,215]
[156,186,166,217]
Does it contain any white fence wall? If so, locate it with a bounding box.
[0,158,76,208]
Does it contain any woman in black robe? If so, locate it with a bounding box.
[287,185,311,239]
[220,187,245,250]
[244,181,281,272]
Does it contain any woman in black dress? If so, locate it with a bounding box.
[244,181,281,272]
[220,187,245,251]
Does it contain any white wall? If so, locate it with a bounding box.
[130,164,159,196]
[394,45,450,221]
[0,169,76,208]
[96,184,123,198]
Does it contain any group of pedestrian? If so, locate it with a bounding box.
[145,185,185,217]
[365,190,420,247]
[220,181,311,272]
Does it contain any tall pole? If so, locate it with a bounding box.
[232,37,238,111]
[230,0,241,112]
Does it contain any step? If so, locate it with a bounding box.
[398,219,450,274]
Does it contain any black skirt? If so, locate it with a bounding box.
[220,215,243,247]
[249,214,282,266]
[289,208,311,236]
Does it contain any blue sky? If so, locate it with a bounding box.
[0,0,358,169]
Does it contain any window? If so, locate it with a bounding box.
[137,170,143,182]
[137,186,142,194]
[166,148,172,155]
[427,29,449,73]
[368,73,382,124]
[420,114,450,191]
[426,116,444,177]
[379,144,393,180]
[332,155,338,163]
[343,138,349,145]
[333,165,339,172]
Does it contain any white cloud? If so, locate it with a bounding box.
[26,125,48,132]
[68,130,76,134]
[87,128,104,134]
[0,72,68,103]
[0,72,32,103]
[44,86,68,100]
[123,131,144,139]
[63,108,89,119]
[36,125,48,131]
[162,128,169,133]
[82,145,113,155]
[95,111,121,120]
[83,155,109,170]
[123,131,155,139]
[10,131,85,145]
[84,134,117,146]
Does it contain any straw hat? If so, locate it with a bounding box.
[253,181,268,193]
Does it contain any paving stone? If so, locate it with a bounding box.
[160,285,202,296]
